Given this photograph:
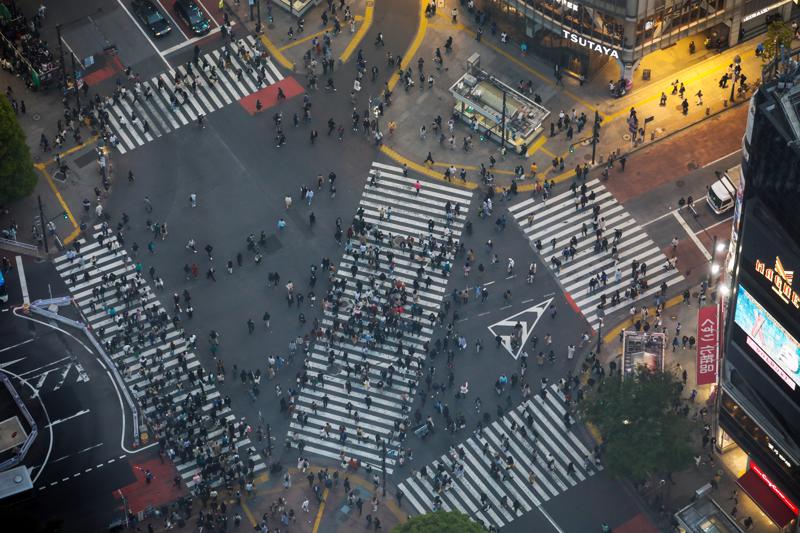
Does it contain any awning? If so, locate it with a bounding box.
[737,468,797,527]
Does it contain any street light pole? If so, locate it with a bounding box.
[500,89,507,153]
[71,53,81,113]
[56,24,67,92]
[37,195,48,254]
[591,110,601,165]
[255,0,262,33]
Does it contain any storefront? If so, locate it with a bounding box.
[716,198,800,531]
[480,0,797,82]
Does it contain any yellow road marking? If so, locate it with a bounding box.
[541,145,557,158]
[602,294,684,344]
[433,11,601,116]
[241,498,258,527]
[388,0,427,92]
[36,167,78,231]
[254,471,270,484]
[278,16,365,52]
[432,161,515,175]
[379,144,477,189]
[339,1,373,62]
[63,227,81,245]
[525,134,547,157]
[311,488,329,533]
[260,34,294,70]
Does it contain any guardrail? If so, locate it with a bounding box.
[28,299,140,447]
[0,238,44,258]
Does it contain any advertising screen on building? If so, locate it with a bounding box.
[734,284,800,391]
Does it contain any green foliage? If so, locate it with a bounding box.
[392,511,486,533]
[578,369,694,481]
[0,96,37,204]
[762,21,794,64]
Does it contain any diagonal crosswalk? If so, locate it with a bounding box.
[508,179,684,330]
[286,162,473,475]
[105,35,283,154]
[398,384,601,531]
[53,226,265,487]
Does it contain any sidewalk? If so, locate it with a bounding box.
[137,463,407,533]
[596,294,774,533]
[375,0,765,190]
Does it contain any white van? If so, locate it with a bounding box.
[706,165,739,215]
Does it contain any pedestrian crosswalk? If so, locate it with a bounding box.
[286,162,474,475]
[104,35,283,154]
[398,384,600,531]
[508,179,684,330]
[53,227,266,488]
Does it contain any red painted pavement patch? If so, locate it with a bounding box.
[564,291,582,316]
[114,456,186,513]
[82,53,125,87]
[239,76,305,115]
[613,513,660,533]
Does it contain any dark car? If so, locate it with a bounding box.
[173,0,210,35]
[132,0,172,37]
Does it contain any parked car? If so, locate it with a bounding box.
[173,0,210,35]
[132,0,172,37]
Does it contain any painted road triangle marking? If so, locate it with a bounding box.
[487,298,552,359]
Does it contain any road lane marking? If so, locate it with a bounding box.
[340,0,373,63]
[47,409,91,428]
[696,215,733,234]
[672,210,712,260]
[702,148,742,168]
[115,0,172,70]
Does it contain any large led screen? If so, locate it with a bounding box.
[734,284,800,391]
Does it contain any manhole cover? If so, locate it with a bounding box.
[622,133,631,141]
[676,180,685,187]
[583,154,592,161]
[31,113,41,121]
[52,170,67,183]
[261,234,282,254]
[687,162,698,171]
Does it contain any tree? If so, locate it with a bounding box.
[578,369,694,481]
[761,20,794,64]
[0,96,37,204]
[392,511,485,533]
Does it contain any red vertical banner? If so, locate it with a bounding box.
[697,305,719,385]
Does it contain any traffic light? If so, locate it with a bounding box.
[569,144,575,154]
[63,212,68,220]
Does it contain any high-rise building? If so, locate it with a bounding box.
[716,54,800,531]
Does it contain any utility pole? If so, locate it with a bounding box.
[591,110,601,165]
[255,0,262,33]
[37,195,48,254]
[266,423,272,456]
[595,317,603,354]
[55,25,67,92]
[499,90,507,153]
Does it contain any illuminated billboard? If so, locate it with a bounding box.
[734,284,800,392]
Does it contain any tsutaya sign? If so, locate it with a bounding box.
[562,29,620,59]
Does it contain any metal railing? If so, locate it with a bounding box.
[0,237,43,258]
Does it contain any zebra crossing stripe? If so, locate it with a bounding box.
[55,227,265,486]
[285,162,473,474]
[508,181,683,329]
[398,385,599,530]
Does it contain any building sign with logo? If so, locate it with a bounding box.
[697,305,719,385]
[561,29,620,59]
[750,462,800,515]
[755,257,800,310]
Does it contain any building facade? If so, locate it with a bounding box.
[716,61,800,531]
[479,0,796,81]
